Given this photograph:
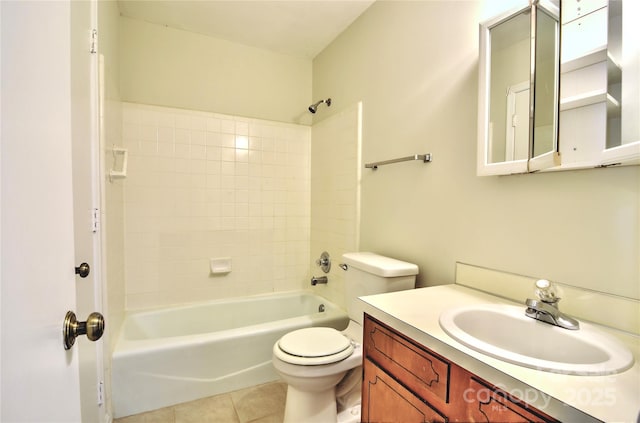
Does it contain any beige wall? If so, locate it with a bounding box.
[312,1,639,299]
[119,17,312,125]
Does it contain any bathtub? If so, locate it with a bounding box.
[111,290,348,418]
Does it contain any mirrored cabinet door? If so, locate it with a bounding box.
[478,4,531,176]
[530,3,561,171]
[477,1,560,176]
[599,0,640,165]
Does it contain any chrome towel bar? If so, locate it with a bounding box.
[365,153,432,170]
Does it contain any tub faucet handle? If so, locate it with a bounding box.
[315,251,331,273]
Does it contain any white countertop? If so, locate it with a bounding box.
[359,284,640,423]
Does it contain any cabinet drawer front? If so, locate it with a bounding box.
[465,378,559,423]
[363,359,447,423]
[364,315,450,403]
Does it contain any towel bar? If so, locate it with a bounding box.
[365,153,432,170]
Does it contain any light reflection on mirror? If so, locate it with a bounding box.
[611,0,639,149]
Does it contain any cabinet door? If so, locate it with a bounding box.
[364,315,450,404]
[463,378,558,423]
[362,359,447,423]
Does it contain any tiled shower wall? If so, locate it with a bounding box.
[309,103,361,310]
[121,103,311,310]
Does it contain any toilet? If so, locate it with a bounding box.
[272,252,419,423]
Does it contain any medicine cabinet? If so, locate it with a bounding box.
[478,0,640,176]
[560,0,640,168]
[477,1,560,176]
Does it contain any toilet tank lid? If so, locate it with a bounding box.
[342,252,419,277]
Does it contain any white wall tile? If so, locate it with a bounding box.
[122,102,311,309]
[309,103,361,309]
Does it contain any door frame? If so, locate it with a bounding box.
[71,0,107,421]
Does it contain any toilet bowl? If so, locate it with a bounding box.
[272,252,419,423]
[272,322,363,423]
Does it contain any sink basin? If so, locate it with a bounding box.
[439,304,634,375]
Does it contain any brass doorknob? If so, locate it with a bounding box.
[63,311,104,350]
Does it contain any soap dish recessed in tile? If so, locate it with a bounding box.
[210,257,232,274]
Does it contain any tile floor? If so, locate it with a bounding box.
[114,381,286,423]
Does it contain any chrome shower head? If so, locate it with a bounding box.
[308,101,321,114]
[308,98,332,114]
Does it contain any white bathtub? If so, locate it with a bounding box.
[112,291,348,418]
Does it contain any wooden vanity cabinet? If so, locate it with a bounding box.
[362,314,560,423]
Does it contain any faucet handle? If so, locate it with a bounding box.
[315,251,331,273]
[535,279,559,303]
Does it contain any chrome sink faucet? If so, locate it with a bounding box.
[525,280,580,330]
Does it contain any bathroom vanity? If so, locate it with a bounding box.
[362,314,558,422]
[359,280,640,422]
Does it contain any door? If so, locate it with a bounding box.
[1,1,103,421]
[362,360,447,423]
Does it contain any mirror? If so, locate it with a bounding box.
[488,9,530,165]
[477,1,560,176]
[530,5,560,170]
[602,0,640,164]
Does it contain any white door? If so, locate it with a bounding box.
[1,1,103,421]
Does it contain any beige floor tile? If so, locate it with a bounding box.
[114,406,175,423]
[174,393,240,423]
[114,381,287,423]
[245,413,284,423]
[230,382,286,423]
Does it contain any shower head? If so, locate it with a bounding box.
[308,98,332,114]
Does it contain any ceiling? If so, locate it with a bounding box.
[117,0,376,59]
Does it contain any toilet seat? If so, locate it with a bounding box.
[275,327,354,365]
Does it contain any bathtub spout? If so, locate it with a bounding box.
[311,276,328,286]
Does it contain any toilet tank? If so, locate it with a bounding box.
[342,252,418,325]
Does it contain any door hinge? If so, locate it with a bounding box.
[97,380,104,406]
[91,208,100,233]
[90,29,97,54]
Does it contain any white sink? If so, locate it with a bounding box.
[439,304,634,375]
